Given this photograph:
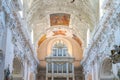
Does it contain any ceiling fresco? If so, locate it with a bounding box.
[50,13,70,26]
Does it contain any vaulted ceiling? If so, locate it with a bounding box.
[22,0,100,66]
[23,0,99,47]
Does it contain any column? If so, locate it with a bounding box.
[66,63,69,80]
[92,62,95,80]
[57,48,58,56]
[72,63,74,73]
[72,63,75,80]
[46,63,48,80]
[46,63,48,74]
[24,59,28,80]
[62,64,63,73]
[95,59,99,80]
[57,64,58,73]
[26,60,29,80]
[62,48,63,56]
[52,62,54,80]
[87,28,90,47]
[93,62,97,80]
[31,29,34,44]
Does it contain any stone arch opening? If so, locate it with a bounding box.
[100,58,113,80]
[12,57,23,80]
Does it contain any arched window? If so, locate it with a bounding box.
[52,40,69,57]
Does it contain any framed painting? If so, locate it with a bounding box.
[50,13,70,26]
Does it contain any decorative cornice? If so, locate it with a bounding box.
[2,0,39,64]
[11,12,39,64]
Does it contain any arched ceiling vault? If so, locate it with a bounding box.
[24,0,99,48]
[27,0,98,26]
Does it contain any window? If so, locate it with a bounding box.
[53,49,57,56]
[69,63,72,73]
[58,64,62,73]
[54,64,57,73]
[52,40,69,57]
[63,63,66,73]
[63,49,66,56]
[48,63,52,73]
[58,48,62,56]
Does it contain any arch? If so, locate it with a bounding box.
[12,57,23,80]
[37,36,83,67]
[99,58,113,80]
[47,37,72,56]
[50,40,70,57]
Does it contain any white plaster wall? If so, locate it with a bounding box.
[114,28,120,45]
[0,10,5,80]
[82,0,120,79]
[0,1,38,80]
[0,11,5,50]
[5,28,14,73]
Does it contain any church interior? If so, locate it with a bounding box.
[0,0,120,80]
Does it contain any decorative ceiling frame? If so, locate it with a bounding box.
[24,0,99,49]
[26,0,97,27]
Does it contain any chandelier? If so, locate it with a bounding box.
[110,45,120,64]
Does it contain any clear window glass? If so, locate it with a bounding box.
[54,64,57,73]
[63,63,66,73]
[48,63,52,73]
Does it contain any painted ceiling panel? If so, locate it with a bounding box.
[50,13,70,26]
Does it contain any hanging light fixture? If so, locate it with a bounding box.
[110,45,120,64]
